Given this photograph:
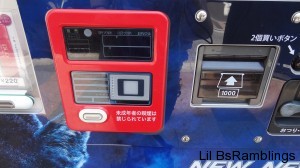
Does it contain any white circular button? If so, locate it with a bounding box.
[79,109,107,123]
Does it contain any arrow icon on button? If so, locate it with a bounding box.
[288,45,295,55]
[225,76,237,86]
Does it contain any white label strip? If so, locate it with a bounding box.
[0,77,25,87]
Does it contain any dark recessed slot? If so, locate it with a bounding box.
[202,98,247,104]
[115,100,150,105]
[203,54,266,62]
[69,48,90,53]
[276,117,300,127]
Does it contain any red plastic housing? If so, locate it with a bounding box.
[46,9,169,133]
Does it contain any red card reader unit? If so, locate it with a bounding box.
[46,9,169,133]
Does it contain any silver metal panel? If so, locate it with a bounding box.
[71,71,110,104]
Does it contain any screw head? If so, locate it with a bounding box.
[291,11,300,24]
[84,29,92,37]
[181,135,190,143]
[195,10,207,22]
[254,136,263,143]
[0,14,12,26]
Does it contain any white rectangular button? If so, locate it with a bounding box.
[83,113,103,120]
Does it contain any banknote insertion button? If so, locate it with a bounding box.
[191,45,279,108]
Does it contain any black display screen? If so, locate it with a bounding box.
[63,28,153,61]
